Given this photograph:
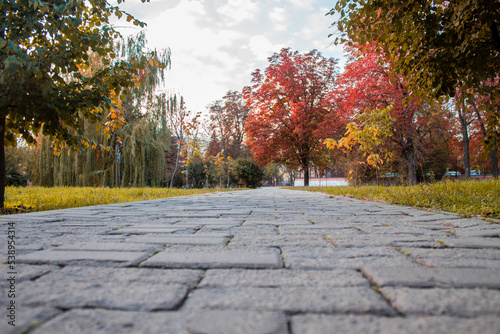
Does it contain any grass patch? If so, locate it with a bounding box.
[287,179,500,219]
[3,186,235,214]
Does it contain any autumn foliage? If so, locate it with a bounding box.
[329,45,458,185]
[244,48,343,186]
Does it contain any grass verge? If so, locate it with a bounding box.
[3,186,236,214]
[287,179,500,219]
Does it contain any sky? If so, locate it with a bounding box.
[112,0,345,114]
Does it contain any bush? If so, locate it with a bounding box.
[231,158,264,188]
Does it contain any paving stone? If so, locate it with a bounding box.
[19,279,188,311]
[108,226,186,234]
[0,264,58,287]
[290,314,500,334]
[175,219,242,226]
[17,249,149,265]
[33,266,203,285]
[362,266,500,288]
[282,246,416,269]
[141,246,282,269]
[382,287,500,316]
[455,229,500,238]
[286,255,417,270]
[185,310,287,334]
[30,309,188,334]
[282,246,402,258]
[185,286,395,315]
[230,234,338,247]
[0,307,61,334]
[406,247,500,260]
[126,234,229,245]
[407,247,500,268]
[445,237,500,249]
[199,269,367,287]
[331,235,440,247]
[413,256,500,269]
[56,242,157,251]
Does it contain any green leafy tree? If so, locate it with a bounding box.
[231,157,264,188]
[330,0,500,138]
[0,0,151,208]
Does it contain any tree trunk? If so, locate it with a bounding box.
[403,141,417,185]
[407,152,417,185]
[170,140,182,188]
[303,165,309,187]
[491,139,499,178]
[0,116,5,209]
[458,107,471,179]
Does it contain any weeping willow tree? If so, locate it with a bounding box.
[33,115,115,187]
[33,105,171,187]
[120,98,171,187]
[32,32,173,187]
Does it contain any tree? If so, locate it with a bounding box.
[332,45,425,184]
[243,48,341,186]
[163,94,200,188]
[213,152,233,188]
[31,33,172,189]
[231,158,264,188]
[325,106,395,185]
[264,162,284,186]
[329,0,500,138]
[0,0,152,208]
[206,90,250,160]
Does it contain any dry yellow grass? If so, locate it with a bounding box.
[3,186,233,214]
[289,179,500,219]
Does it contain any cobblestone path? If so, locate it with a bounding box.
[1,188,500,333]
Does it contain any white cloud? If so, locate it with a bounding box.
[269,7,287,31]
[216,0,259,26]
[285,0,314,9]
[112,0,345,113]
[248,36,278,60]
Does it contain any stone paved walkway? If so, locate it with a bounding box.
[1,187,500,334]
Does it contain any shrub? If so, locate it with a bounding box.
[231,158,264,188]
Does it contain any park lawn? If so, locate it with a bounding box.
[291,179,500,219]
[3,186,233,214]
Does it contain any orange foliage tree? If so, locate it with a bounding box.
[243,48,344,186]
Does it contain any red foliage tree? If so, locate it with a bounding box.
[243,49,343,186]
[333,45,455,184]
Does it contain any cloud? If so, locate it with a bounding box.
[216,0,259,26]
[112,0,345,113]
[285,0,315,10]
[269,7,287,31]
[247,36,275,60]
